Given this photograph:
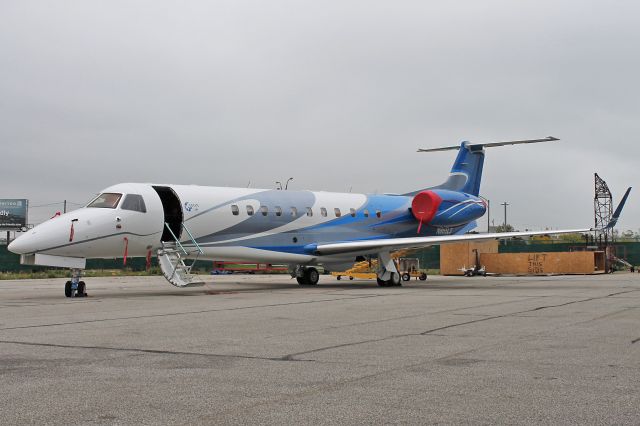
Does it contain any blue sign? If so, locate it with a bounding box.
[0,199,28,230]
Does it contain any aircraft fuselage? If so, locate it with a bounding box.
[9,182,487,268]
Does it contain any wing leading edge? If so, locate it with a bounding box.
[309,228,591,256]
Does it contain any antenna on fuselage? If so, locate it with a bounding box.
[417,136,559,153]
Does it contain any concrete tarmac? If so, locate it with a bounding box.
[0,273,639,425]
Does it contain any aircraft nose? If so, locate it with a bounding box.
[7,234,30,255]
[8,237,19,254]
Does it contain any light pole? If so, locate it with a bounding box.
[285,177,294,190]
[501,202,510,229]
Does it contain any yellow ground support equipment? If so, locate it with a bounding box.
[332,249,428,281]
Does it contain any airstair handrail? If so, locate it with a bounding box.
[181,223,204,255]
[164,223,189,256]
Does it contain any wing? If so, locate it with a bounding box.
[607,187,632,229]
[310,228,591,256]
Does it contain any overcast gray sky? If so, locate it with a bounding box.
[1,0,638,231]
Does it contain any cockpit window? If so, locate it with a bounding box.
[87,193,122,209]
[121,194,147,213]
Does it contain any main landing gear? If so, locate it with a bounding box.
[64,268,87,298]
[377,273,401,287]
[293,266,320,286]
[376,251,402,287]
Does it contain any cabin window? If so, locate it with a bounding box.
[320,207,327,217]
[231,205,240,215]
[246,205,254,216]
[260,206,268,216]
[87,193,122,209]
[121,194,147,213]
[291,207,298,217]
[275,206,283,216]
[350,208,356,217]
[334,208,342,217]
[363,209,370,218]
[306,207,313,217]
[376,210,382,218]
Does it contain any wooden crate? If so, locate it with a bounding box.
[480,251,606,275]
[440,241,499,275]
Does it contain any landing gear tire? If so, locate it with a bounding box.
[377,273,402,287]
[64,281,73,298]
[377,277,390,287]
[306,268,319,285]
[297,268,319,285]
[401,273,411,282]
[77,281,87,297]
[389,272,401,286]
[419,273,427,281]
[336,275,342,281]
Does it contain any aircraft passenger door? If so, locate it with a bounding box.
[152,186,183,242]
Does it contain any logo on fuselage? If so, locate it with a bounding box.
[184,202,199,212]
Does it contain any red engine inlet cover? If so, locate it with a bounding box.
[411,190,442,232]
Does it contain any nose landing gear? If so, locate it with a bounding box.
[64,268,87,298]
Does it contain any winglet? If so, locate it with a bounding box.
[606,187,632,229]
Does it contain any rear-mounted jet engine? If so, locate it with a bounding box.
[411,189,486,233]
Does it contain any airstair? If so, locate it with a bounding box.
[157,223,205,287]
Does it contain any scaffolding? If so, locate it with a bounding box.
[593,173,632,271]
[594,173,613,247]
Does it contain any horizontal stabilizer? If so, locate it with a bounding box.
[417,136,559,153]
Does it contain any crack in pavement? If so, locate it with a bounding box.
[282,289,640,361]
[0,294,386,332]
[209,342,513,420]
[0,339,307,363]
[3,289,638,365]
[265,296,540,340]
[0,287,558,334]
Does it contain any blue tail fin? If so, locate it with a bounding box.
[407,137,559,197]
[433,142,485,196]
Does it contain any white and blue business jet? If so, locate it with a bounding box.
[9,137,608,297]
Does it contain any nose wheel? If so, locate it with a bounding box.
[65,269,87,298]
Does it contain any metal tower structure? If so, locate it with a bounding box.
[594,173,614,271]
[594,173,613,245]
